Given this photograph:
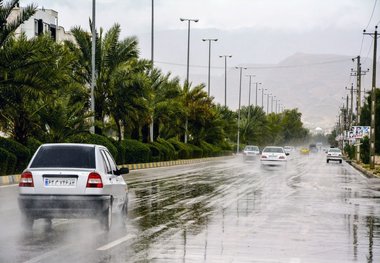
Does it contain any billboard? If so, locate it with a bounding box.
[351,126,370,139]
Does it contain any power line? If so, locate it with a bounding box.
[365,0,378,30]
[155,58,352,70]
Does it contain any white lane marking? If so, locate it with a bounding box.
[96,234,136,251]
[289,258,301,263]
[0,184,18,188]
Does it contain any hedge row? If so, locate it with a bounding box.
[0,134,233,175]
[0,137,43,175]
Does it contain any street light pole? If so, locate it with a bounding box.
[364,26,378,169]
[261,87,267,109]
[90,0,96,134]
[246,74,255,119]
[267,93,271,114]
[271,95,275,113]
[254,82,262,107]
[180,18,199,85]
[203,38,218,96]
[220,55,232,107]
[235,66,247,154]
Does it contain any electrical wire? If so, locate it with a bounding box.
[155,58,352,70]
[365,0,378,30]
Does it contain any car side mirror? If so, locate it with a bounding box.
[114,167,129,175]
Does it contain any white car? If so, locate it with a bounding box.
[243,145,260,160]
[326,148,343,163]
[18,143,129,231]
[283,146,294,155]
[260,146,287,166]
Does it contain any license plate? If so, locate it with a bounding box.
[44,177,77,187]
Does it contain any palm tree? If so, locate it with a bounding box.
[108,59,151,141]
[181,82,212,143]
[68,23,139,135]
[0,0,36,47]
[147,69,184,141]
[0,35,77,144]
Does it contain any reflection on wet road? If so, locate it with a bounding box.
[1,152,380,262]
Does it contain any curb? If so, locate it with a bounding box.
[347,161,379,179]
[0,174,21,186]
[0,156,232,186]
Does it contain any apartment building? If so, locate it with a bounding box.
[8,5,75,43]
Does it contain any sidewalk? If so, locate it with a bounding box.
[346,159,380,179]
[0,156,233,186]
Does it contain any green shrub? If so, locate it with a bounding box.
[147,143,162,162]
[156,138,177,160]
[0,137,30,173]
[0,148,9,176]
[26,137,43,156]
[6,151,17,174]
[167,138,191,159]
[67,133,118,161]
[360,136,370,164]
[199,141,221,157]
[344,143,355,160]
[109,138,125,165]
[187,144,203,158]
[122,139,151,164]
[219,140,232,151]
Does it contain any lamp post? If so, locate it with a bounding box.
[254,82,262,107]
[276,99,280,114]
[203,38,218,96]
[260,87,267,109]
[180,18,199,85]
[235,66,247,154]
[271,95,276,113]
[246,74,255,119]
[220,55,232,107]
[90,0,96,134]
[266,93,271,114]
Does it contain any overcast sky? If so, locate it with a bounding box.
[21,0,377,63]
[20,0,379,129]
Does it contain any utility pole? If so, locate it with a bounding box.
[220,55,232,107]
[203,38,218,96]
[345,85,354,130]
[90,0,96,134]
[351,56,369,162]
[235,67,247,154]
[246,74,255,120]
[364,26,378,169]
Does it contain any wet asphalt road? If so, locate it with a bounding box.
[0,152,380,263]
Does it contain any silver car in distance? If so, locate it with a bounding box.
[260,146,287,166]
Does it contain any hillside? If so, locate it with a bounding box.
[189,53,376,131]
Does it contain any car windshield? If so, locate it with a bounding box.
[245,146,259,151]
[30,145,96,168]
[263,147,284,153]
[328,148,341,153]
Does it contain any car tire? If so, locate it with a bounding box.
[100,201,112,231]
[339,160,342,164]
[326,160,329,163]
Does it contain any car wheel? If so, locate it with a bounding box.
[339,160,342,164]
[326,160,329,163]
[100,201,112,231]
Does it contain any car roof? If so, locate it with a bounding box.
[40,143,104,149]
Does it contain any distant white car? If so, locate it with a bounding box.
[283,146,294,155]
[243,145,260,160]
[326,148,343,163]
[260,146,287,166]
[18,143,129,231]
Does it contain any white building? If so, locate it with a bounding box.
[8,5,75,43]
